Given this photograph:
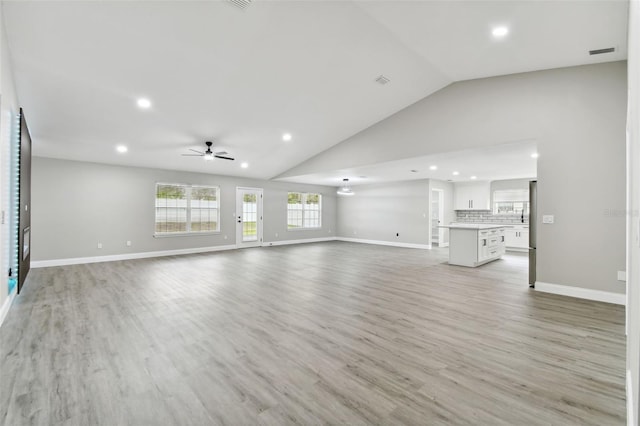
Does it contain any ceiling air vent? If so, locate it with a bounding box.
[375,75,390,85]
[227,0,252,10]
[589,47,615,55]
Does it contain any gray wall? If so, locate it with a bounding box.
[283,62,627,295]
[336,180,430,246]
[31,157,337,261]
[627,0,639,422]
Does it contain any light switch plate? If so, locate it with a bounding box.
[543,215,554,224]
[618,271,627,281]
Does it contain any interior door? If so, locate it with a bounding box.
[431,189,444,245]
[236,187,263,248]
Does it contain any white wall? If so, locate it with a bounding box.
[283,62,627,295]
[0,3,20,321]
[627,1,640,424]
[336,179,431,247]
[31,157,337,262]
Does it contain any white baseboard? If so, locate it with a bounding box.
[30,238,342,268]
[265,237,337,247]
[336,237,431,250]
[535,281,626,305]
[0,289,17,329]
[31,244,238,268]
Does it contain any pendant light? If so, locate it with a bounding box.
[337,178,355,196]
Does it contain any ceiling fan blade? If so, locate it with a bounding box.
[181,154,204,157]
[214,155,235,161]
[213,151,229,156]
[188,149,204,154]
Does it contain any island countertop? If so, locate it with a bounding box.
[439,224,506,230]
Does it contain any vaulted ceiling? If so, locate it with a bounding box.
[2,0,629,184]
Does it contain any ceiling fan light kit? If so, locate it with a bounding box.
[337,178,355,196]
[182,141,235,161]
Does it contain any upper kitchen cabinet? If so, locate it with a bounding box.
[454,181,490,210]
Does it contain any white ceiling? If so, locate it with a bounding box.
[276,139,539,187]
[2,0,628,185]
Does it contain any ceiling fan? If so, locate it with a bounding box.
[182,141,235,161]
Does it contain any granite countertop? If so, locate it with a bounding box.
[439,223,507,230]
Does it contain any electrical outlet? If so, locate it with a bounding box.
[224,235,228,240]
[542,215,554,224]
[275,232,278,237]
[97,242,102,249]
[126,241,132,247]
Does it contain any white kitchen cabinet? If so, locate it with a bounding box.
[454,181,490,210]
[505,226,529,251]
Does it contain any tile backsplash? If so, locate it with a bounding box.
[455,210,528,224]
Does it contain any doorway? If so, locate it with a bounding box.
[431,189,444,247]
[236,187,263,248]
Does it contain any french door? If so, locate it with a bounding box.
[235,187,263,248]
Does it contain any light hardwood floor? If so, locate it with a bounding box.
[0,242,626,425]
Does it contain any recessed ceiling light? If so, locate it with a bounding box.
[116,145,128,153]
[429,165,438,171]
[452,171,460,176]
[531,153,539,158]
[492,26,509,38]
[137,98,151,109]
[241,162,249,168]
[470,176,478,180]
[282,133,292,142]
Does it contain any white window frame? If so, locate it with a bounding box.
[154,183,220,237]
[493,189,529,215]
[287,192,322,230]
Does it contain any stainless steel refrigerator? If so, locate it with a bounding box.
[529,180,537,287]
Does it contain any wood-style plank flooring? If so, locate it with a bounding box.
[0,242,626,425]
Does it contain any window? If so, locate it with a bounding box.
[493,189,529,215]
[287,192,322,229]
[155,183,219,234]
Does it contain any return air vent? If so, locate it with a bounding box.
[227,0,252,10]
[589,47,615,55]
[375,75,390,85]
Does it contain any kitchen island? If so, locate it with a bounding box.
[440,224,506,267]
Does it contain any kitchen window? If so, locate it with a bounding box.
[155,183,220,235]
[287,192,322,229]
[493,189,529,215]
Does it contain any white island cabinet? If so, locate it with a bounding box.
[442,224,506,267]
